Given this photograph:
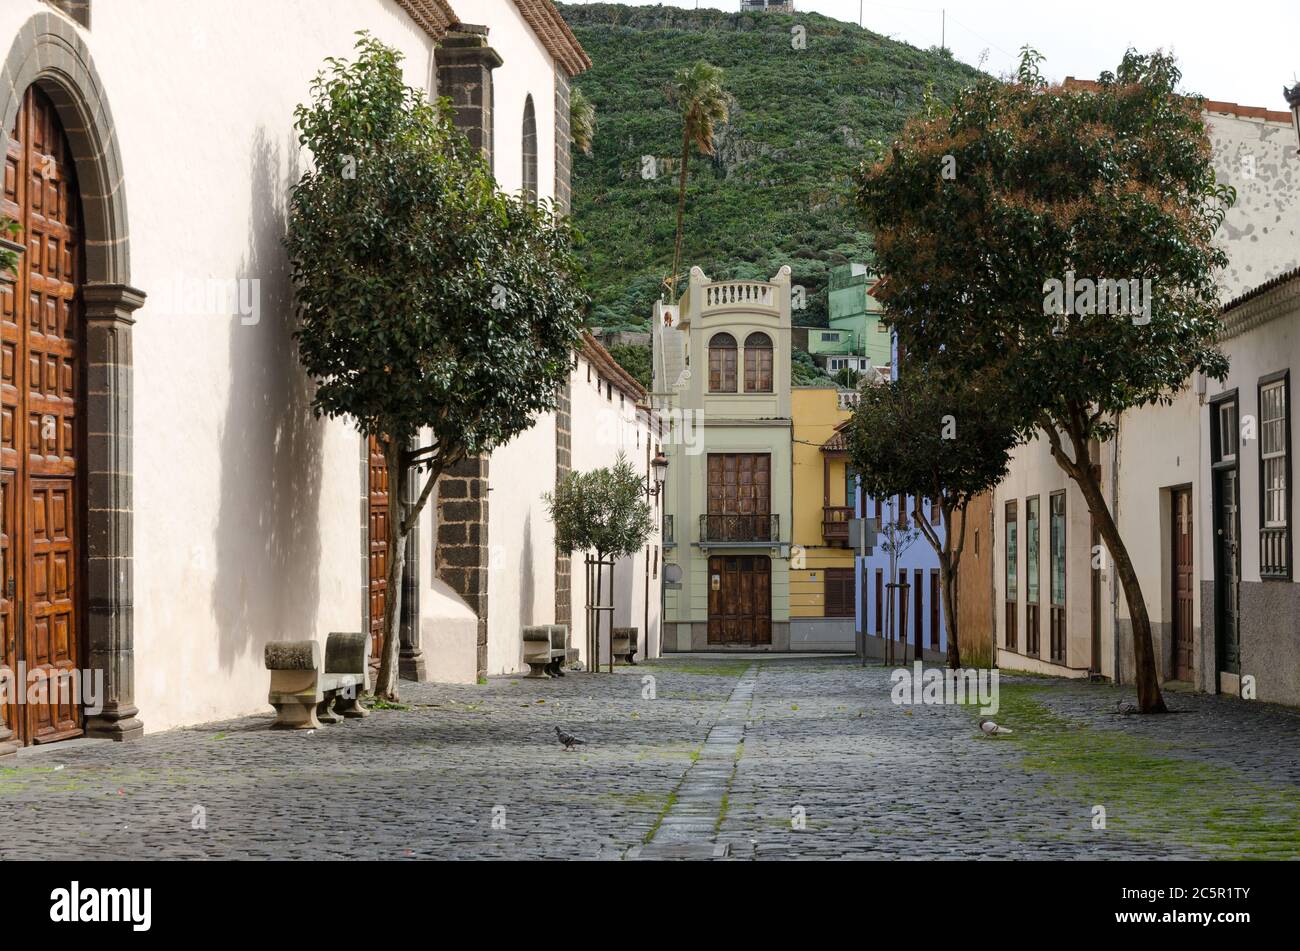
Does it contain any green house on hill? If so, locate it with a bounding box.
[808,263,891,376]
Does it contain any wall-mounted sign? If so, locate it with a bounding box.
[711,574,720,591]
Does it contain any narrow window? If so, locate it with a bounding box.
[1005,500,1018,651]
[1049,491,1066,662]
[744,332,773,392]
[929,569,940,649]
[708,333,738,392]
[874,569,883,634]
[1260,374,1291,579]
[1026,496,1041,656]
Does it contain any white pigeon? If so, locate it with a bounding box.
[980,719,1012,735]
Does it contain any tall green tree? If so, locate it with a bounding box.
[288,35,586,699]
[848,364,1018,668]
[667,61,728,299]
[856,50,1233,711]
[570,87,597,157]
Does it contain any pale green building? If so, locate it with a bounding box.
[808,263,891,375]
[652,266,794,650]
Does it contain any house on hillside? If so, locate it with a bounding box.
[808,264,892,379]
[653,266,795,651]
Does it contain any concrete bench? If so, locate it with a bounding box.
[547,625,575,676]
[265,632,370,729]
[523,624,574,678]
[612,627,639,665]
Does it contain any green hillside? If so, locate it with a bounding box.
[558,2,985,333]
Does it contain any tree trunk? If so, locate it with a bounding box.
[1069,460,1166,713]
[1044,416,1166,714]
[669,128,691,299]
[939,556,961,669]
[373,436,408,701]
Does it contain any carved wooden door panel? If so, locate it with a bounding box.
[1,87,84,744]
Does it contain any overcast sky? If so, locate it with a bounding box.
[562,1,1299,109]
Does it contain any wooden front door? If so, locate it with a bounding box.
[0,88,84,745]
[707,555,771,645]
[1171,487,1194,681]
[1214,468,1240,675]
[367,436,389,672]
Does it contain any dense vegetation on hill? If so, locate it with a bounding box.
[558,2,985,340]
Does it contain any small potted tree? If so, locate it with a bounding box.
[544,454,654,671]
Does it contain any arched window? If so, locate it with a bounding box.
[522,95,538,205]
[744,332,773,392]
[708,333,737,392]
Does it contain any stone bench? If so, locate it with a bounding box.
[265,632,370,729]
[612,627,639,665]
[547,625,576,676]
[523,624,574,678]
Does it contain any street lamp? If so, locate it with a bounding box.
[1286,82,1300,153]
[648,449,669,498]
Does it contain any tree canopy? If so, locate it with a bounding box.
[544,454,654,560]
[854,48,1234,708]
[289,33,587,461]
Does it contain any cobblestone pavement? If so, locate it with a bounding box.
[2,657,1298,860]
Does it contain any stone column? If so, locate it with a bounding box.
[399,437,426,681]
[435,24,502,170]
[555,382,572,629]
[82,282,146,742]
[554,66,573,215]
[437,457,490,679]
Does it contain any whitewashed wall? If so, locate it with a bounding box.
[0,0,574,729]
[567,356,663,667]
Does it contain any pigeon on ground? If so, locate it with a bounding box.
[555,726,586,751]
[1116,700,1139,715]
[979,719,1012,735]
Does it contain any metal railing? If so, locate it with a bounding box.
[699,513,779,543]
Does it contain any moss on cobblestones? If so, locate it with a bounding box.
[984,683,1300,858]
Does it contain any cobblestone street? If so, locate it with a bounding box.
[2,657,1299,860]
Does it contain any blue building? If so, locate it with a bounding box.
[852,333,948,661]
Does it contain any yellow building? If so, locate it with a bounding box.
[790,386,858,650]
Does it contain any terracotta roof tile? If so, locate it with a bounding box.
[394,1,590,75]
[580,332,647,403]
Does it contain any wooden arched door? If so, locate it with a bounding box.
[0,87,84,746]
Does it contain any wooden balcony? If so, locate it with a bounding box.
[823,506,853,544]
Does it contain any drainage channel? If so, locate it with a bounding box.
[628,664,757,860]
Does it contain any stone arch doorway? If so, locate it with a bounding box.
[0,12,142,758]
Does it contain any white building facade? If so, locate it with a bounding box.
[0,0,658,758]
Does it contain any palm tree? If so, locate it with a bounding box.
[570,87,597,157]
[668,62,728,299]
